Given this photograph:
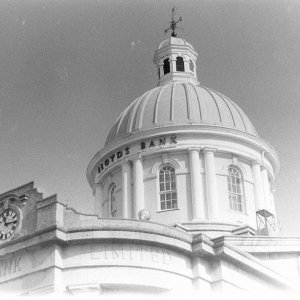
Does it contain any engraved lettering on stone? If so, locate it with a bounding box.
[151,247,159,263]
[112,244,124,259]
[91,243,171,265]
[140,246,148,261]
[163,249,171,264]
[127,244,134,260]
[13,256,22,272]
[0,256,22,277]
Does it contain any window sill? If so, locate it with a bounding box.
[156,208,180,213]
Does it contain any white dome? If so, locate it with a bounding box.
[105,82,258,145]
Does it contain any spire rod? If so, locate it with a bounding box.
[164,6,182,37]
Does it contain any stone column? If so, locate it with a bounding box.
[251,162,264,210]
[203,148,218,220]
[94,183,103,218]
[261,167,270,210]
[159,64,163,79]
[183,59,189,73]
[122,161,132,219]
[170,55,175,73]
[133,156,144,218]
[188,148,206,220]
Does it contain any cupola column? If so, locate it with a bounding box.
[159,62,163,79]
[133,156,144,218]
[203,148,218,220]
[94,183,104,218]
[122,161,132,219]
[183,57,189,73]
[188,148,206,220]
[251,162,265,210]
[170,56,175,73]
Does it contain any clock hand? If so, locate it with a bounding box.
[4,220,16,226]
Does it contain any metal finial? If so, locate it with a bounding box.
[164,6,182,38]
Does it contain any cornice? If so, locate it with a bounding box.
[87,125,280,188]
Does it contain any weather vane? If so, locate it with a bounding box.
[164,6,182,37]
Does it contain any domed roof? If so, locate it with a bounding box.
[105,82,258,145]
[158,37,194,49]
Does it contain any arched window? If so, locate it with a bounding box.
[227,167,245,213]
[109,184,117,217]
[176,56,185,72]
[159,165,177,210]
[189,60,194,72]
[163,58,170,75]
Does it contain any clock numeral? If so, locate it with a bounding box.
[0,208,19,240]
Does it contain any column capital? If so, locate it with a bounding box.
[122,158,132,165]
[202,147,217,153]
[131,154,143,162]
[261,165,268,172]
[188,147,201,153]
[270,182,276,192]
[251,159,262,167]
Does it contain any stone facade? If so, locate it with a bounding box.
[0,182,299,296]
[0,34,299,297]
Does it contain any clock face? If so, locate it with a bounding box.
[0,208,19,240]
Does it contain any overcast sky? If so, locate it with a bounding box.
[0,0,299,235]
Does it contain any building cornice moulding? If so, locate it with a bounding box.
[87,126,279,187]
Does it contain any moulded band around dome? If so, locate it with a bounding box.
[105,82,258,145]
[158,37,194,49]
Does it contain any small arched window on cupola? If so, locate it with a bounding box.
[227,167,245,213]
[189,60,194,72]
[109,184,117,217]
[176,56,185,72]
[163,58,170,75]
[159,165,177,210]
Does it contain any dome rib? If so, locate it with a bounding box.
[136,88,158,131]
[105,83,258,145]
[183,83,191,120]
[190,83,203,122]
[201,86,222,124]
[215,91,236,128]
[153,86,166,124]
[119,96,139,137]
[221,94,247,133]
[170,84,175,121]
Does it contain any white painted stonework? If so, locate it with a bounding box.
[0,35,300,297]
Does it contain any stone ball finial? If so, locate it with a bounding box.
[138,209,151,221]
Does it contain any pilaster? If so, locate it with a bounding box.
[188,148,206,220]
[121,160,132,219]
[203,148,218,220]
[94,183,103,218]
[132,155,144,219]
[261,167,270,210]
[251,161,264,210]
